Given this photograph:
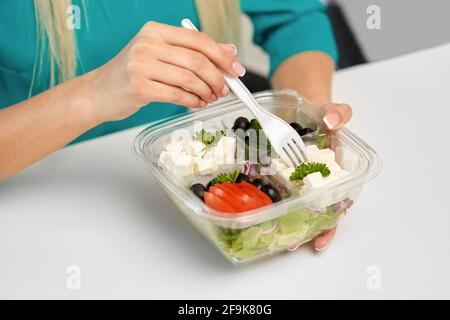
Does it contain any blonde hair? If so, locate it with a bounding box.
[33,0,76,90]
[194,0,241,45]
[32,0,241,91]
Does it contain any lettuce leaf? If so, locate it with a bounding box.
[277,210,314,235]
[214,206,342,261]
[307,208,340,237]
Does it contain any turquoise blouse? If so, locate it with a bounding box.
[0,0,337,143]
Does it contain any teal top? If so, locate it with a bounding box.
[0,0,337,143]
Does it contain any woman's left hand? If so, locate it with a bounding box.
[271,51,353,251]
[313,102,353,251]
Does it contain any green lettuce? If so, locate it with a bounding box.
[214,206,343,262]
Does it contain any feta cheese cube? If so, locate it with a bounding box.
[304,145,320,160]
[305,154,320,163]
[315,193,337,209]
[300,188,333,210]
[189,140,206,156]
[161,149,194,176]
[170,153,195,176]
[319,149,336,162]
[308,148,335,163]
[271,158,289,173]
[165,140,185,154]
[212,145,226,165]
[280,167,295,182]
[216,136,227,147]
[303,172,325,189]
[167,142,190,162]
[324,160,342,174]
[158,150,169,167]
[195,155,215,175]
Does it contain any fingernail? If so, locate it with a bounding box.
[323,112,340,129]
[221,85,229,97]
[200,101,207,107]
[223,43,237,55]
[229,44,237,55]
[315,244,328,252]
[209,94,217,102]
[232,61,246,77]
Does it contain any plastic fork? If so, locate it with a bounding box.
[181,18,306,166]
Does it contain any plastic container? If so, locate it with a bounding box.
[133,90,381,265]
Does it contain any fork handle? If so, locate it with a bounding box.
[181,19,271,122]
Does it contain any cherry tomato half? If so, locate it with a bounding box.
[204,182,273,213]
[204,191,237,213]
[236,182,273,206]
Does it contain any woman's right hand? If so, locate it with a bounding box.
[84,21,245,122]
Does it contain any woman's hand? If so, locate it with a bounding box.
[271,51,353,252]
[321,103,353,131]
[85,21,245,123]
[0,21,245,179]
[313,102,352,251]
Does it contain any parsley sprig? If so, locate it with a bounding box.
[289,162,330,181]
[210,169,240,185]
[193,129,224,146]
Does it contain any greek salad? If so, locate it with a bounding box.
[157,116,354,260]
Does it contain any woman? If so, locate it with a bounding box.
[0,0,352,250]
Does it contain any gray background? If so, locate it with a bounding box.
[241,0,450,75]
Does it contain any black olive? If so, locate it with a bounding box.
[290,122,303,134]
[249,119,262,130]
[299,128,314,136]
[235,173,250,183]
[261,184,282,202]
[190,183,206,200]
[206,181,213,190]
[251,178,265,189]
[232,117,250,132]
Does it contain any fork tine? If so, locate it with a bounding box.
[289,140,305,162]
[291,134,306,152]
[283,145,300,167]
[277,149,295,167]
[287,142,304,164]
[290,134,306,162]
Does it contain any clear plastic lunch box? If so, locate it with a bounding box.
[133,90,381,265]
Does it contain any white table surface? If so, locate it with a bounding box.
[1,44,450,299]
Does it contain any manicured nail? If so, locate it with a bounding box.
[315,244,328,252]
[221,85,229,97]
[229,44,237,55]
[323,112,340,129]
[232,61,246,77]
[222,43,237,55]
